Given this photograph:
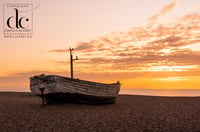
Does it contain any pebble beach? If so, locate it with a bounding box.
[0,92,200,131]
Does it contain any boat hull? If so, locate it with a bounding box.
[30,75,120,104]
[41,93,116,104]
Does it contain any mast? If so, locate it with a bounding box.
[69,47,78,79]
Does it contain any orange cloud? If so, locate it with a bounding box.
[148,1,177,22]
[49,49,68,53]
[49,12,200,76]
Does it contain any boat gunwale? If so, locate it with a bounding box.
[30,74,120,86]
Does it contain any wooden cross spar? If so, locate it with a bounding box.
[69,47,78,79]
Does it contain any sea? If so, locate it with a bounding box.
[1,89,200,97]
[120,89,200,97]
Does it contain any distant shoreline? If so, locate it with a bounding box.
[0,91,200,97]
[1,89,200,97]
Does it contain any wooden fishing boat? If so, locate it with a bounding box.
[30,74,120,104]
[30,48,120,105]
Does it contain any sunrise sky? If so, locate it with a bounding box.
[0,0,200,90]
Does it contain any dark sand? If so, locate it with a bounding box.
[0,92,200,131]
